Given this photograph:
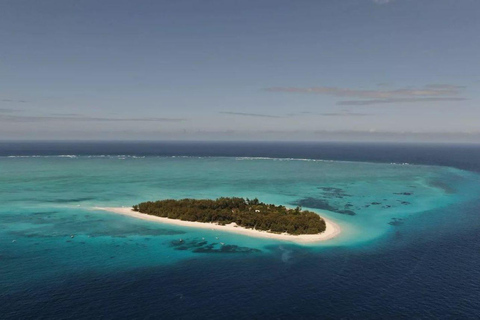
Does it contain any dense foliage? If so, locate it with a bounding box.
[133,197,326,235]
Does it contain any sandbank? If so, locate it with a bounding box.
[93,206,341,243]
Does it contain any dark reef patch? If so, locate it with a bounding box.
[394,192,413,196]
[317,187,352,199]
[170,239,261,254]
[8,229,72,238]
[193,244,261,254]
[46,197,96,203]
[428,180,456,194]
[30,211,59,215]
[388,218,404,226]
[291,197,356,216]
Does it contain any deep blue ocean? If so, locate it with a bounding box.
[1,141,480,319]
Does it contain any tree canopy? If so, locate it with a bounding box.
[133,197,326,235]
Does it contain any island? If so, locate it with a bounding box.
[95,197,341,243]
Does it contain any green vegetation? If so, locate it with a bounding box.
[133,197,326,235]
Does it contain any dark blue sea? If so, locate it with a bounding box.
[1,141,479,319]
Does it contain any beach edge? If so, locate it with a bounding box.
[93,206,341,243]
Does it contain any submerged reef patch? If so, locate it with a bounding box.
[388,218,404,226]
[170,238,261,254]
[45,197,97,203]
[291,197,356,216]
[317,187,352,199]
[428,180,456,194]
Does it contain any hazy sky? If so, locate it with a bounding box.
[1,0,479,141]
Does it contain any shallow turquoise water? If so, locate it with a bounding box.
[1,156,478,291]
[2,143,480,319]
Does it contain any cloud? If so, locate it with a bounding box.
[1,99,28,103]
[284,110,371,117]
[318,111,371,116]
[0,108,18,114]
[337,97,467,106]
[377,82,391,87]
[265,85,462,98]
[48,113,84,117]
[372,0,393,4]
[219,111,282,118]
[0,114,186,123]
[265,84,467,105]
[425,84,466,90]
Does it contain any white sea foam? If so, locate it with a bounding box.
[3,155,146,159]
[0,155,415,167]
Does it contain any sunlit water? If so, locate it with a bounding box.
[1,143,480,319]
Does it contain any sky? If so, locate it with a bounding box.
[1,0,479,142]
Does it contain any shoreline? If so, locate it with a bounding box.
[93,206,341,243]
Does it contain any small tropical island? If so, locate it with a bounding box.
[133,197,325,234]
[95,197,340,243]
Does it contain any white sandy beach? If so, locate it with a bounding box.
[93,206,341,243]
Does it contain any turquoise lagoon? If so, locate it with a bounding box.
[2,156,479,290]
